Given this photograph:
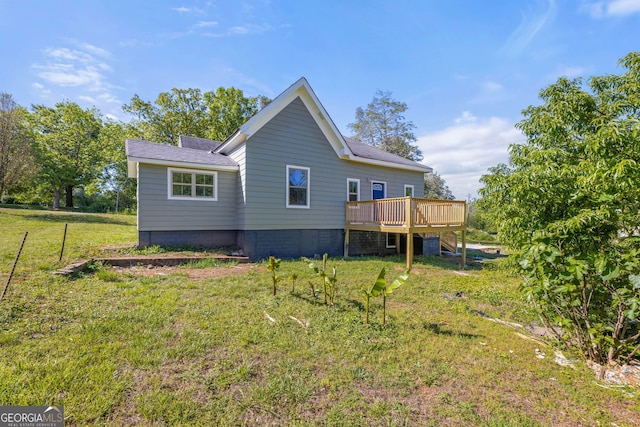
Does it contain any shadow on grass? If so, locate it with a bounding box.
[5,211,133,226]
[423,322,483,339]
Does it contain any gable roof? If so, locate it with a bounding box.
[215,77,431,173]
[179,135,223,151]
[126,138,238,177]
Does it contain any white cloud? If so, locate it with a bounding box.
[76,42,111,58]
[172,6,205,14]
[484,81,504,92]
[31,41,121,109]
[455,111,477,124]
[97,92,120,104]
[417,113,525,199]
[44,48,84,61]
[78,95,97,103]
[203,23,275,37]
[467,79,508,106]
[584,0,640,17]
[31,82,51,96]
[194,21,218,28]
[34,63,103,87]
[119,38,155,48]
[501,0,557,56]
[550,64,589,79]
[608,0,640,14]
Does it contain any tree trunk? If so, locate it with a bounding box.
[53,189,60,209]
[65,185,74,208]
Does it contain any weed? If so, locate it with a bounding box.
[96,269,119,282]
[183,258,225,269]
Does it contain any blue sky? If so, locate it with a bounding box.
[2,0,639,199]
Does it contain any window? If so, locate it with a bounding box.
[286,165,310,208]
[386,233,397,248]
[168,168,217,200]
[347,178,360,201]
[404,185,414,197]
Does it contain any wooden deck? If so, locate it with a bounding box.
[344,197,467,268]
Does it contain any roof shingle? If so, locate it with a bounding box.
[126,139,238,168]
[343,137,431,171]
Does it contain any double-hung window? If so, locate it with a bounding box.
[347,178,360,201]
[168,168,217,200]
[286,165,310,208]
[404,185,414,197]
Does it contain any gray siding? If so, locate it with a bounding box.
[242,97,425,230]
[228,145,247,228]
[137,163,238,231]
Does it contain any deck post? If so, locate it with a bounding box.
[405,197,413,269]
[407,233,413,269]
[461,229,467,266]
[461,200,467,266]
[344,228,350,257]
[406,232,413,269]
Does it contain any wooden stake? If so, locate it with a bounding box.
[1,231,28,303]
[59,223,68,262]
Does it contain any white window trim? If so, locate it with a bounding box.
[286,165,310,209]
[371,180,387,199]
[404,184,414,197]
[347,178,360,202]
[167,167,218,201]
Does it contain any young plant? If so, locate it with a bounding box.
[362,268,385,324]
[308,281,316,303]
[381,268,410,324]
[267,256,281,295]
[288,273,298,293]
[326,266,338,306]
[363,267,410,324]
[304,253,338,305]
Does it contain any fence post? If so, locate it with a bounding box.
[59,223,68,262]
[1,231,28,303]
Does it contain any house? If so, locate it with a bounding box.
[126,78,467,266]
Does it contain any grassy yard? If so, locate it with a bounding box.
[0,207,638,426]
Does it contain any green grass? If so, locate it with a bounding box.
[1,207,638,426]
[465,227,500,245]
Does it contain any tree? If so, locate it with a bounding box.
[123,87,266,145]
[30,102,104,208]
[480,52,640,367]
[423,172,454,199]
[95,120,137,212]
[348,90,423,162]
[203,87,267,141]
[466,198,496,233]
[123,88,207,145]
[0,93,36,199]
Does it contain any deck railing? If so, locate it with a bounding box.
[346,197,466,228]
